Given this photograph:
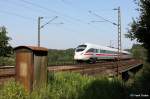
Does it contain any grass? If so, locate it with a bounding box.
[0,80,28,99]
[0,72,132,99]
[1,62,150,99]
[79,78,129,99]
[130,62,150,95]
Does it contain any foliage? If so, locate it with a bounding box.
[131,44,147,60]
[125,0,150,96]
[0,26,12,57]
[131,62,150,95]
[46,72,93,99]
[48,48,75,65]
[0,54,15,66]
[78,77,129,99]
[0,26,13,66]
[126,0,150,62]
[0,48,74,66]
[0,79,28,99]
[0,72,131,99]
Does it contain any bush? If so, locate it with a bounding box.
[48,49,74,65]
[0,72,131,99]
[0,56,15,66]
[0,80,28,99]
[131,62,150,95]
[79,77,129,99]
[47,72,94,99]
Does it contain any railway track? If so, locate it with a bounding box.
[0,66,15,77]
[48,59,142,74]
[0,59,142,84]
[0,66,15,84]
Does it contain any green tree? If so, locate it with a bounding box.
[0,26,12,57]
[126,0,150,62]
[131,44,147,60]
[126,0,150,94]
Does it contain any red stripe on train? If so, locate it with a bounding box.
[84,52,93,55]
[84,54,93,55]
[84,53,117,56]
[96,54,116,56]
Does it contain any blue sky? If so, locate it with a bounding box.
[0,0,138,49]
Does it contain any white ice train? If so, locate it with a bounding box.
[74,43,132,63]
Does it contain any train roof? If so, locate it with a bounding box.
[82,43,131,54]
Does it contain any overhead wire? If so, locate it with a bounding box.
[59,0,116,30]
[0,9,35,21]
[9,0,99,33]
[15,0,86,30]
[41,16,58,28]
[0,0,119,48]
[0,0,36,21]
[89,10,118,26]
[1,0,104,33]
[3,0,53,16]
[1,0,65,25]
[18,0,98,29]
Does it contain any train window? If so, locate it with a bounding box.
[96,49,99,53]
[100,50,106,53]
[107,51,110,54]
[76,45,87,52]
[106,50,109,53]
[86,48,95,53]
[123,53,128,55]
[111,51,115,54]
[106,51,114,54]
[98,49,101,53]
[108,51,114,54]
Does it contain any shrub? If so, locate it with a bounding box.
[0,72,130,99]
[0,56,15,66]
[0,80,28,99]
[131,62,150,95]
[47,72,94,99]
[79,77,129,99]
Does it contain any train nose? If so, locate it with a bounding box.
[74,52,83,60]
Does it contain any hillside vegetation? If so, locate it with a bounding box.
[48,48,75,65]
[0,48,75,66]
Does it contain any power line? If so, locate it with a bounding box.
[60,0,113,12]
[2,0,99,33]
[3,0,51,16]
[0,9,35,21]
[18,0,83,26]
[2,0,98,31]
[91,20,107,23]
[19,0,59,15]
[2,0,64,23]
[89,10,118,26]
[17,0,99,31]
[60,0,75,8]
[18,0,94,26]
[58,0,114,30]
[3,0,72,25]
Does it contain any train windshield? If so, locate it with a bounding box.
[76,45,87,52]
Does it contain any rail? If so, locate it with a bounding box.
[0,59,143,84]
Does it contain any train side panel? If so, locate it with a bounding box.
[74,43,132,63]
